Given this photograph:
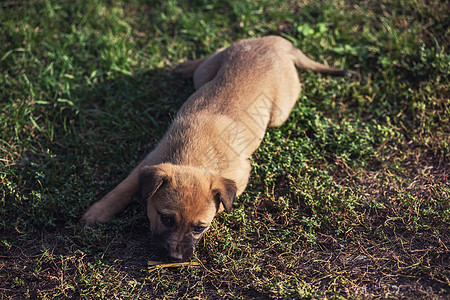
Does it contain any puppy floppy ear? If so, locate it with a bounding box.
[139,164,173,200]
[212,177,237,213]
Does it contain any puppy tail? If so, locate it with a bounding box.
[291,48,350,77]
[174,57,208,78]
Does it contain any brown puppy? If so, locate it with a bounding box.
[81,36,348,261]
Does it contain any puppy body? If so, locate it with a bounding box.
[81,36,347,261]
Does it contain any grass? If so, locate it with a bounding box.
[0,0,449,298]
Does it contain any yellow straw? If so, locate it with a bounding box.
[148,260,201,273]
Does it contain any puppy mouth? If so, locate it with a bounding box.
[149,231,198,262]
[165,241,197,262]
[166,247,195,262]
[149,245,195,262]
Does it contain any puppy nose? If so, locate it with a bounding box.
[168,253,184,262]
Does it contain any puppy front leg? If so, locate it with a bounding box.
[81,151,160,228]
[81,167,140,228]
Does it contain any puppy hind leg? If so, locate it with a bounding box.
[192,48,225,89]
[174,48,225,90]
[269,98,296,127]
[268,71,301,127]
[174,57,208,79]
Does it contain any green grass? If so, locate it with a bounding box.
[1,0,449,298]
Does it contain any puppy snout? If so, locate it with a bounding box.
[167,252,184,262]
[166,243,195,262]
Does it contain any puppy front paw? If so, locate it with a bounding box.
[80,204,113,229]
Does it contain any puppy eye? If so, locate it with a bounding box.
[193,226,206,234]
[160,214,174,227]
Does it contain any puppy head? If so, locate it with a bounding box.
[139,163,237,262]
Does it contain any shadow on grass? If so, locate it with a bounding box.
[0,65,199,296]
